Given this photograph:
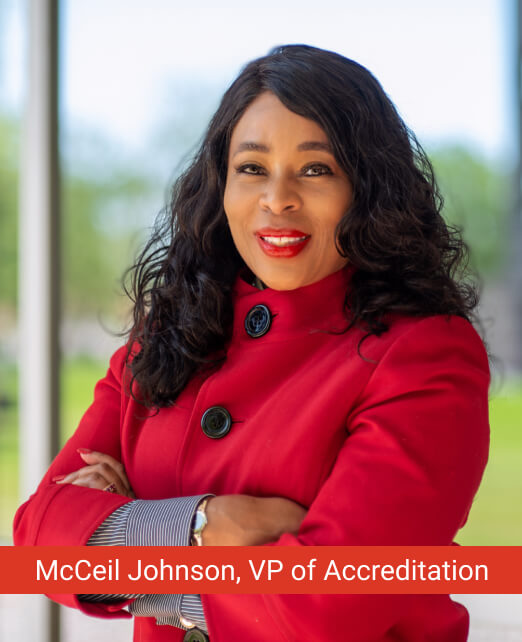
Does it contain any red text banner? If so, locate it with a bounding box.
[1,546,521,594]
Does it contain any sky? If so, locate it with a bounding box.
[1,0,516,162]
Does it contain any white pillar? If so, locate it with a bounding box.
[18,0,61,641]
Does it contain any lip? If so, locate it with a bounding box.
[254,228,311,258]
[255,227,310,237]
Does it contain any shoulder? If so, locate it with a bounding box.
[357,313,489,375]
[99,341,141,397]
[342,314,491,418]
[345,315,491,474]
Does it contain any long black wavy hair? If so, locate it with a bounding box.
[124,44,481,408]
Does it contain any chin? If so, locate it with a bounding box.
[260,272,308,291]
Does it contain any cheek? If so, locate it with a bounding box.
[223,186,249,254]
[224,181,258,235]
[224,181,244,223]
[315,209,344,239]
[223,181,233,221]
[313,216,346,264]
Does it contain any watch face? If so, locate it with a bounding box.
[194,511,206,532]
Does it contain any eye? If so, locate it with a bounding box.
[302,163,333,177]
[235,163,266,175]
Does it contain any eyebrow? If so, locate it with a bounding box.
[232,141,333,156]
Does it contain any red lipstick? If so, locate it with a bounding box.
[255,228,311,258]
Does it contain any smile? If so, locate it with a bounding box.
[255,232,312,258]
[260,235,309,247]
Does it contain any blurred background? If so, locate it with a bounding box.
[1,0,521,640]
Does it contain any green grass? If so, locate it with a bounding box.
[0,358,107,541]
[1,361,521,543]
[458,384,522,544]
[61,357,109,441]
[0,361,19,540]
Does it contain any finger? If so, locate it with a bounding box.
[76,462,130,493]
[54,470,82,485]
[71,470,131,497]
[54,464,110,485]
[79,452,133,494]
[53,463,135,498]
[101,481,134,498]
[54,466,111,489]
[71,471,111,491]
[56,463,119,490]
[77,450,132,493]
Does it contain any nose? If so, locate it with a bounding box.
[259,173,302,215]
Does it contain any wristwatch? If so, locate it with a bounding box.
[191,497,210,546]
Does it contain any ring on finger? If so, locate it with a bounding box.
[104,483,117,493]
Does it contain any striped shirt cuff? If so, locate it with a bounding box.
[79,495,212,633]
[79,503,138,603]
[125,496,208,547]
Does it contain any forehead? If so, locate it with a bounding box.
[229,91,329,147]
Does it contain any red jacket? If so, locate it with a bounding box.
[14,266,490,641]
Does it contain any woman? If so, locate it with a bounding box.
[13,44,490,641]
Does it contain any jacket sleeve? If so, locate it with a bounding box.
[80,499,209,633]
[200,315,491,642]
[12,345,135,619]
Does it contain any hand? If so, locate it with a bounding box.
[202,495,307,546]
[53,449,135,498]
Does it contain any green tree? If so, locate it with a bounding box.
[0,114,158,318]
[0,115,19,309]
[61,171,154,317]
[429,146,512,276]
[0,112,512,317]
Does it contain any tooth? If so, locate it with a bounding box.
[261,235,308,246]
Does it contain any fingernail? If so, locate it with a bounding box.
[52,475,66,482]
[77,448,92,454]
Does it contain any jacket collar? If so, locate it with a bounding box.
[231,264,355,344]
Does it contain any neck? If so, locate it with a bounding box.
[253,276,267,290]
[231,265,354,344]
[238,266,267,290]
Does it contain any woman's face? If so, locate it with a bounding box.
[224,91,353,291]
